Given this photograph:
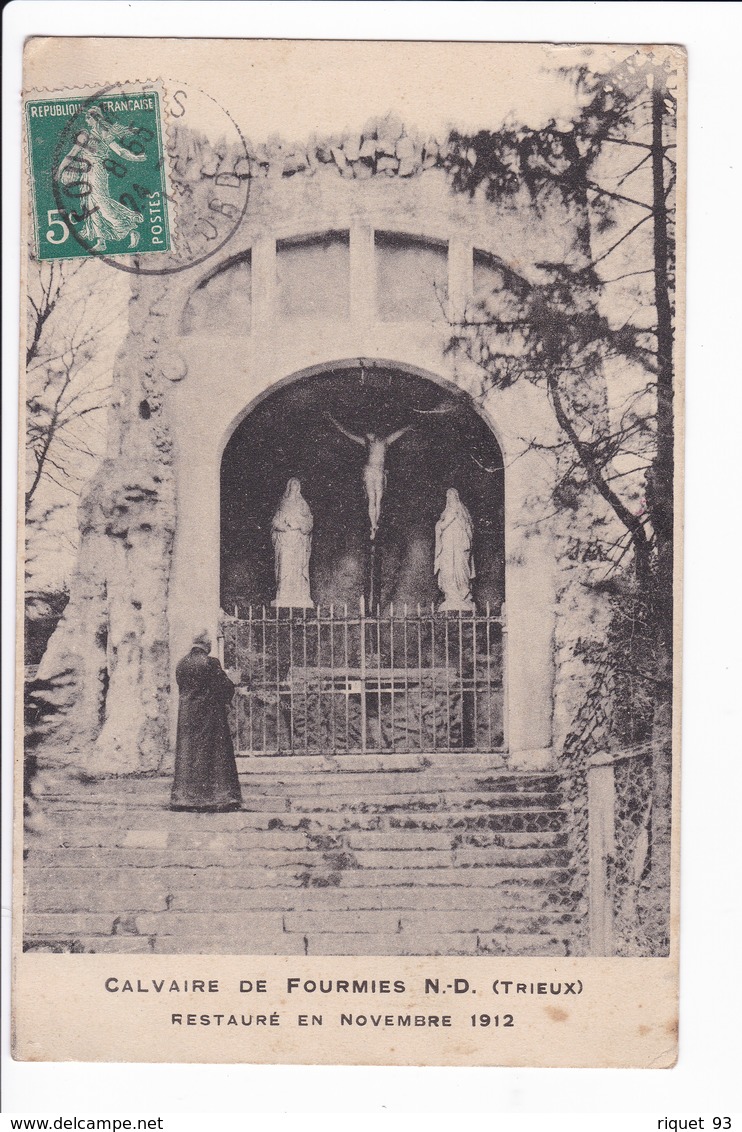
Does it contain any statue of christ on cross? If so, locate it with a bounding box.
[326,413,413,540]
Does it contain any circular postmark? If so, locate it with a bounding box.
[45,81,251,276]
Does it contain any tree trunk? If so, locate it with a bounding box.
[644,67,675,953]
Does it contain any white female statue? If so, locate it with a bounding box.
[271,478,314,608]
[434,488,476,611]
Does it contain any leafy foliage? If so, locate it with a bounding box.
[445,52,678,952]
[445,51,677,597]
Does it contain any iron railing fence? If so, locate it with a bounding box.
[219,600,506,755]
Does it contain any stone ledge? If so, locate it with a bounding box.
[235,753,513,773]
[301,932,571,957]
[31,808,568,835]
[165,884,570,913]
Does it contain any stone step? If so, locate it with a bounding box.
[241,792,564,813]
[35,772,562,801]
[239,754,518,773]
[295,932,573,958]
[39,784,564,811]
[41,753,537,778]
[177,886,574,914]
[237,770,561,790]
[26,906,578,941]
[25,844,571,870]
[25,763,578,957]
[37,767,561,791]
[33,827,569,852]
[279,908,577,937]
[163,884,578,914]
[23,936,154,955]
[31,807,569,835]
[36,763,552,783]
[24,930,572,957]
[239,756,534,774]
[387,812,566,832]
[237,775,562,797]
[24,865,575,912]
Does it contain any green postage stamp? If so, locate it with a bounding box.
[25,87,171,260]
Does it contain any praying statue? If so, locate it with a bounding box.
[326,414,413,540]
[271,478,314,607]
[434,488,476,611]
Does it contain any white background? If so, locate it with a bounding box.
[2,0,741,1120]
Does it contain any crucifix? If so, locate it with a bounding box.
[326,413,413,609]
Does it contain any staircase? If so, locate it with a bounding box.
[23,754,581,956]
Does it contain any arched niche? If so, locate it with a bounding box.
[168,354,556,767]
[219,362,504,614]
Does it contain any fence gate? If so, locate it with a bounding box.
[219,600,505,756]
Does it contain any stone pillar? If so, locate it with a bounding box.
[168,439,222,698]
[504,529,556,769]
[497,412,557,770]
[587,752,616,955]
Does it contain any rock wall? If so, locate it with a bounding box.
[37,282,176,774]
[177,113,453,186]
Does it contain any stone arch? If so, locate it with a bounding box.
[167,351,555,767]
[165,221,562,766]
[219,360,506,615]
[217,357,508,462]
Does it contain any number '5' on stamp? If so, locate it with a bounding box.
[25,87,171,260]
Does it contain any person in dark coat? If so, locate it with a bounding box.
[170,630,243,812]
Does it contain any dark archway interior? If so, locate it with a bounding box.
[220,365,505,613]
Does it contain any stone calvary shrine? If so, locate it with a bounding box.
[27,117,660,959]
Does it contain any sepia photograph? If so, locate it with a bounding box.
[12,34,684,1067]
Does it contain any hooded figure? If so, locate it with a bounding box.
[170,630,242,812]
[271,477,314,607]
[434,488,476,611]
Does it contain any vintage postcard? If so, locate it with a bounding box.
[14,37,684,1066]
